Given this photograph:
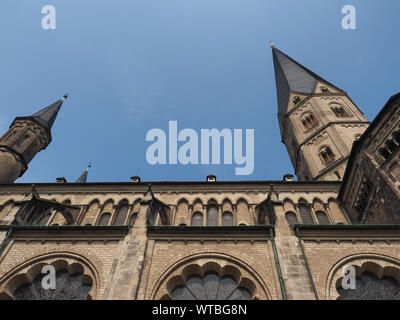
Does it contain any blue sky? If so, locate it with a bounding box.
[0,0,399,183]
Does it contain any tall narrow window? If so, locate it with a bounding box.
[17,134,29,147]
[331,105,350,117]
[113,204,129,225]
[207,205,218,226]
[393,131,400,144]
[379,147,391,160]
[292,96,301,105]
[285,211,298,225]
[98,213,111,226]
[316,211,330,224]
[191,212,203,226]
[301,113,317,130]
[320,86,329,93]
[221,212,233,226]
[320,146,335,165]
[298,203,314,224]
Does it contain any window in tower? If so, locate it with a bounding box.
[385,139,398,153]
[320,86,329,93]
[301,113,317,130]
[16,134,30,147]
[379,147,391,160]
[393,131,400,145]
[320,146,335,165]
[330,105,350,117]
[292,96,301,105]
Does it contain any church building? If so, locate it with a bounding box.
[0,47,398,300]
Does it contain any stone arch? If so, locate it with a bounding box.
[221,198,233,213]
[207,198,218,206]
[112,199,129,226]
[222,199,234,225]
[326,253,400,300]
[150,253,271,300]
[236,198,252,226]
[300,111,318,130]
[298,198,314,224]
[175,199,190,226]
[80,200,100,226]
[0,250,103,300]
[283,198,296,213]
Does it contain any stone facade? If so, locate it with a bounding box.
[0,48,398,300]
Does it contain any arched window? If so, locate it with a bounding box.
[207,205,218,226]
[315,211,330,224]
[320,86,329,93]
[301,113,317,130]
[285,211,298,225]
[191,212,203,226]
[170,272,252,300]
[222,212,233,226]
[331,105,350,117]
[98,213,111,226]
[13,269,92,300]
[292,96,301,105]
[385,139,398,153]
[338,271,400,300]
[298,203,314,224]
[379,147,391,160]
[393,131,400,145]
[113,203,129,225]
[320,146,335,165]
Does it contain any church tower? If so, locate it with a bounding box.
[0,95,66,183]
[272,47,369,181]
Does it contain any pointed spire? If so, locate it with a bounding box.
[272,47,343,114]
[75,163,91,183]
[29,94,67,131]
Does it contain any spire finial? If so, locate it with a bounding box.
[270,41,275,49]
[61,91,69,101]
[87,162,92,171]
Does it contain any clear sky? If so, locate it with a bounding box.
[1,0,399,183]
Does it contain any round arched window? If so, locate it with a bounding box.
[337,271,400,300]
[13,269,92,300]
[171,272,252,300]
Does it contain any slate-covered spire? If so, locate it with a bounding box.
[75,164,91,183]
[272,47,343,115]
[29,94,67,131]
[0,94,68,183]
